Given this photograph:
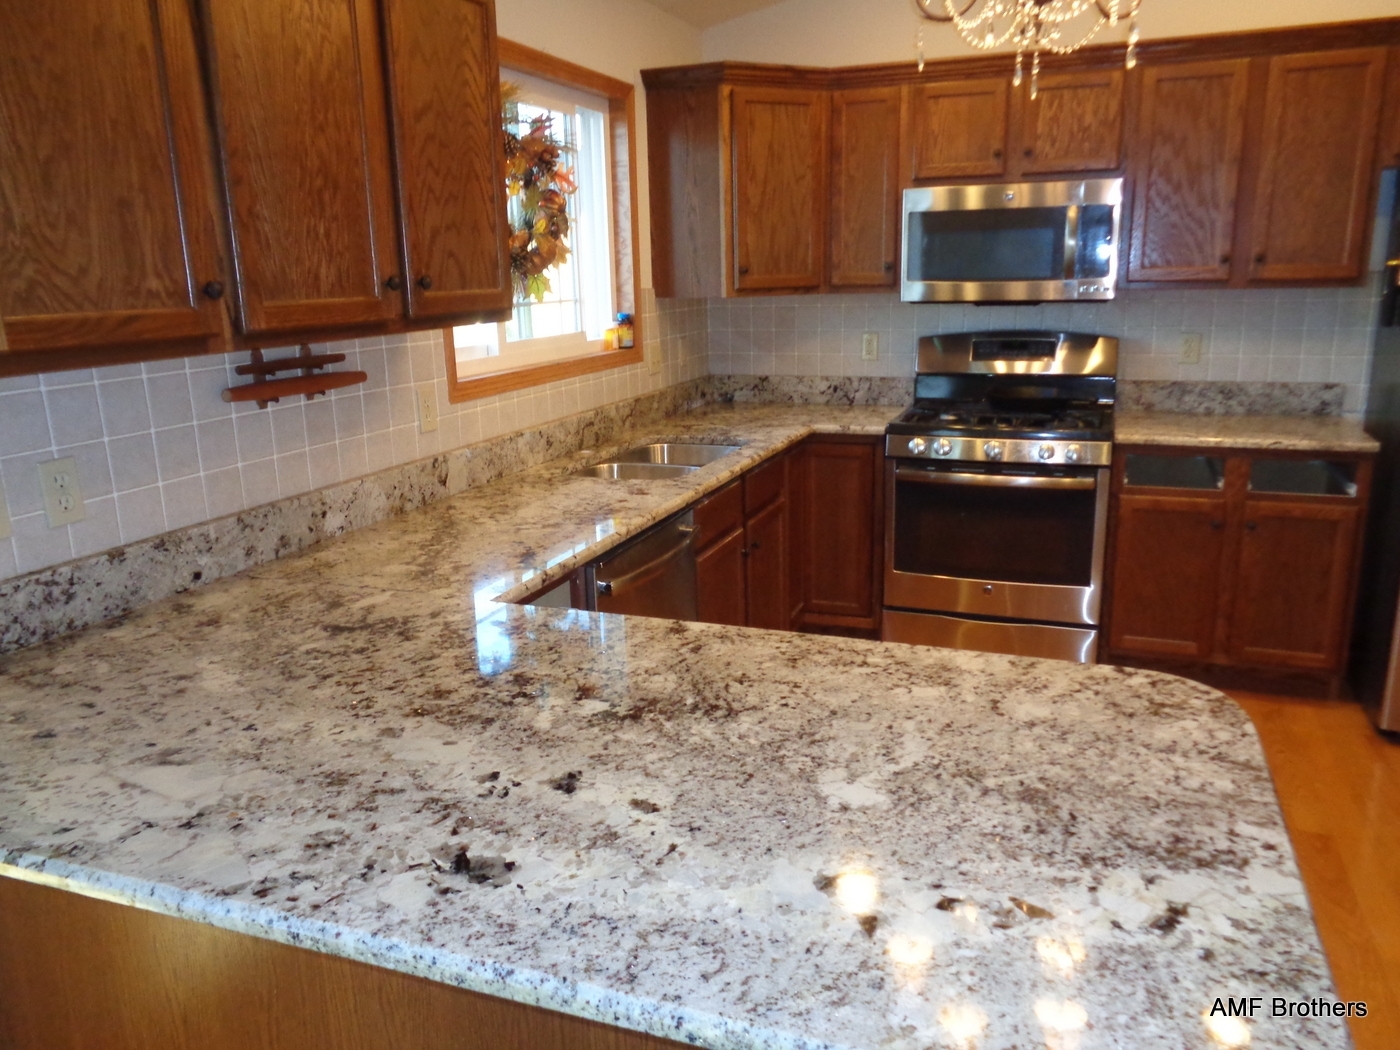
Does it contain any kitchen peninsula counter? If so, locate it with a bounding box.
[0,404,1350,1050]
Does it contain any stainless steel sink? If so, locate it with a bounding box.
[611,442,742,466]
[573,462,699,480]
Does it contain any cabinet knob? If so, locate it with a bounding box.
[417,275,433,290]
[1023,147,1033,157]
[992,148,1002,159]
[740,547,750,558]
[737,266,750,276]
[1219,255,1231,265]
[750,540,761,551]
[384,275,403,291]
[202,280,225,301]
[1245,521,1258,531]
[1254,253,1266,265]
[883,261,894,272]
[596,580,613,596]
[1211,520,1224,530]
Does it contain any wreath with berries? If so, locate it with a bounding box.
[502,84,577,303]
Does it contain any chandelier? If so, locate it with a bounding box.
[912,0,1142,97]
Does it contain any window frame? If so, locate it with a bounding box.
[444,40,642,403]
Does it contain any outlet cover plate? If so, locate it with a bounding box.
[1181,332,1204,364]
[0,484,10,541]
[39,456,86,527]
[417,385,439,433]
[861,332,879,361]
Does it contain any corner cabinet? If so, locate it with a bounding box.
[693,452,792,629]
[828,87,902,289]
[0,0,228,362]
[1105,447,1372,684]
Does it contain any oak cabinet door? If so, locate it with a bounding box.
[745,498,789,630]
[200,0,401,336]
[1247,48,1386,283]
[0,0,225,354]
[1127,59,1249,283]
[1228,501,1360,669]
[799,438,881,623]
[909,78,1008,180]
[730,86,826,292]
[828,87,901,288]
[1017,69,1124,175]
[1108,494,1227,659]
[381,0,511,319]
[697,527,748,627]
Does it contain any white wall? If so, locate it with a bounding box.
[700,0,1400,66]
[495,0,703,288]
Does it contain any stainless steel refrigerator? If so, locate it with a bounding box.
[1355,169,1400,732]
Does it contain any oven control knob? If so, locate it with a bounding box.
[1037,443,1056,461]
[982,441,1004,461]
[1064,444,1082,464]
[933,438,953,457]
[907,437,928,455]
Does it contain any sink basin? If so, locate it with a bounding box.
[611,443,742,466]
[573,462,699,480]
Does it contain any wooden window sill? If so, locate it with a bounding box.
[444,342,643,403]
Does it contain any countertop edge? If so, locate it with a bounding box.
[0,855,847,1050]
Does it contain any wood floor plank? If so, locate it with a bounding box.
[1230,691,1400,1050]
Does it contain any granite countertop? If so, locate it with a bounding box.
[0,404,1350,1050]
[1115,411,1379,453]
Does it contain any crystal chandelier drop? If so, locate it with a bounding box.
[912,0,1143,97]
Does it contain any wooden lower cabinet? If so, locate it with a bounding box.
[1108,494,1227,659]
[793,436,883,632]
[1105,447,1371,682]
[0,875,686,1050]
[696,524,747,626]
[693,453,792,629]
[745,496,789,629]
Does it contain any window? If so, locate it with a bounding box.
[445,42,640,403]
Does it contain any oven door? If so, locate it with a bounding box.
[884,461,1109,625]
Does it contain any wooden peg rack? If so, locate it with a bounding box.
[222,345,367,409]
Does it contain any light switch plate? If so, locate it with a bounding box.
[38,457,85,527]
[0,483,11,541]
[417,385,439,433]
[1181,333,1204,365]
[861,333,879,361]
[646,337,661,375]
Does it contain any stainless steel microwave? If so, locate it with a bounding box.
[900,178,1123,304]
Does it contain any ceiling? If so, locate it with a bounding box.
[638,0,790,29]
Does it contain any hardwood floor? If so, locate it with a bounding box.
[1229,691,1400,1050]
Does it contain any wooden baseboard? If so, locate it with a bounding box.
[0,876,688,1050]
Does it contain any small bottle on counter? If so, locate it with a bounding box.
[615,313,635,349]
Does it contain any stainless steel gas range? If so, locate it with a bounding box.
[882,331,1118,663]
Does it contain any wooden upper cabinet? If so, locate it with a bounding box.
[1382,47,1400,170]
[1247,47,1387,283]
[199,0,401,337]
[730,86,826,292]
[0,0,225,355]
[381,0,510,319]
[1228,501,1360,669]
[1016,69,1124,174]
[1127,58,1249,283]
[828,87,901,288]
[908,78,1008,180]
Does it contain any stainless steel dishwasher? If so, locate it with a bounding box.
[584,511,698,620]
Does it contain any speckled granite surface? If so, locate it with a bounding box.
[1116,411,1379,453]
[0,403,1350,1050]
[1116,381,1347,417]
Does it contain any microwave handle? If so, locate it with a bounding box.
[894,466,1096,491]
[1063,205,1080,281]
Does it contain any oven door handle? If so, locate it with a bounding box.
[894,466,1097,491]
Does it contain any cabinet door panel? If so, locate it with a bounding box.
[697,528,747,627]
[1248,48,1386,282]
[201,0,400,335]
[829,87,900,288]
[0,0,225,353]
[746,498,789,630]
[1128,59,1249,283]
[909,79,1008,180]
[381,0,510,318]
[1229,501,1359,669]
[1019,69,1123,174]
[731,87,825,292]
[801,438,880,622]
[1108,494,1226,659]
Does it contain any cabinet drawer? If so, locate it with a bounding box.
[694,480,744,549]
[744,454,787,515]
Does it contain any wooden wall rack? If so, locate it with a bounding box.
[222,345,368,409]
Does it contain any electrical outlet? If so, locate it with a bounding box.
[0,483,11,541]
[646,337,661,376]
[861,332,879,361]
[38,457,85,527]
[416,385,439,433]
[1181,332,1204,365]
